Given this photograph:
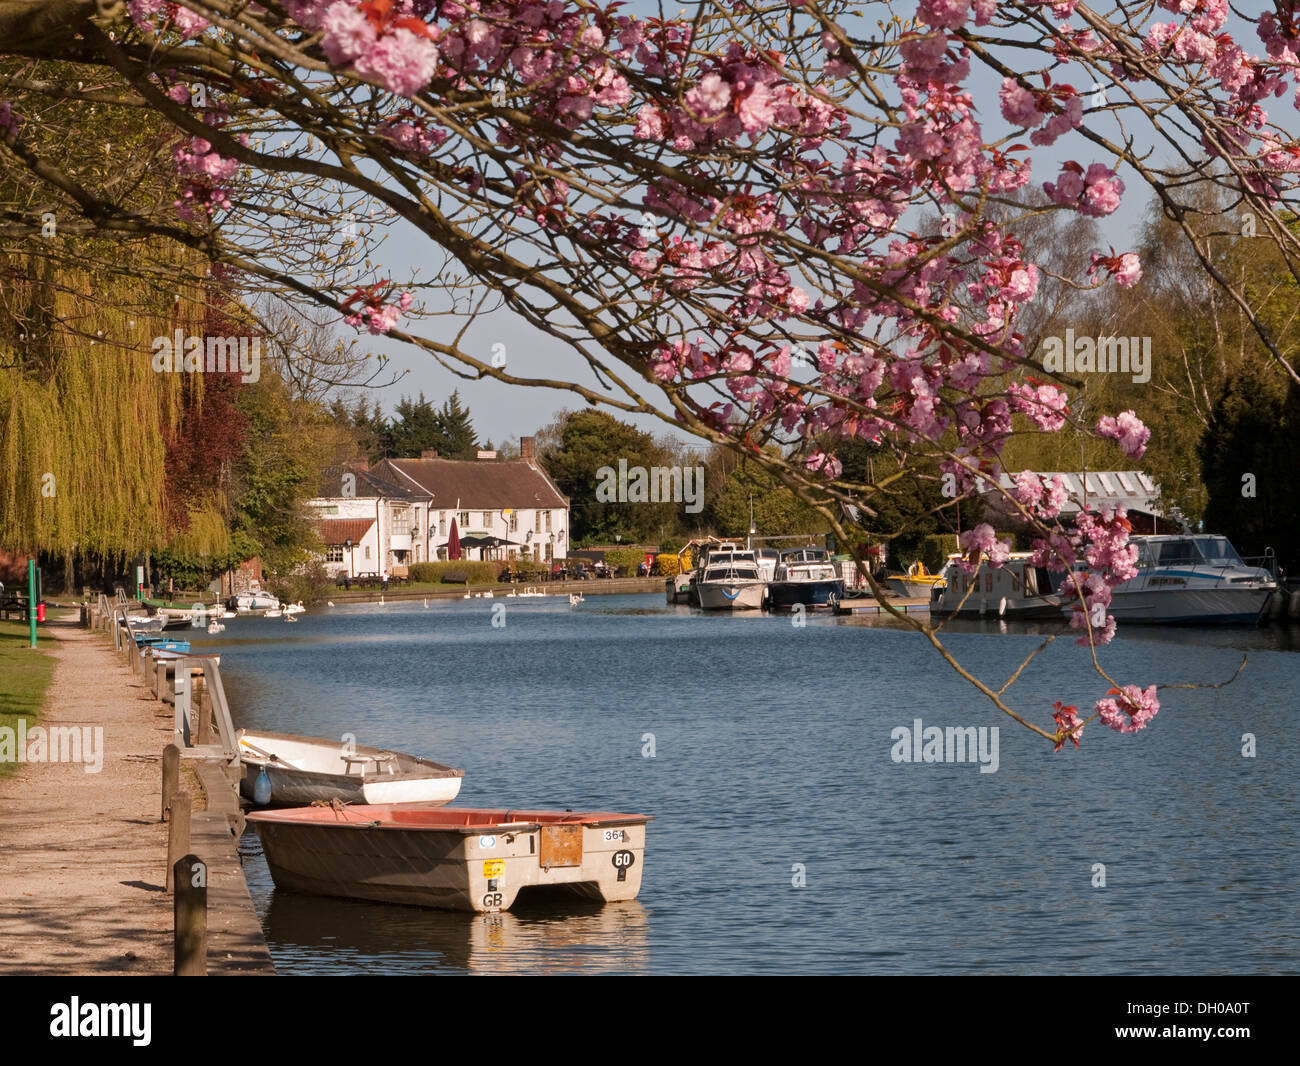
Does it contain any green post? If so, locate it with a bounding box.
[27,557,37,649]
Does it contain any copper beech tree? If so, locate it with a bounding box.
[2,0,1294,745]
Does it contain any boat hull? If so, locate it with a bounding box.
[767,579,845,607]
[696,582,766,610]
[238,730,464,807]
[248,806,650,913]
[1105,584,1272,625]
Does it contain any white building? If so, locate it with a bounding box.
[308,437,570,577]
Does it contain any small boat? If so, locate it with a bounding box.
[695,544,766,611]
[767,547,845,608]
[124,614,164,635]
[929,553,1062,620]
[886,561,947,599]
[230,587,281,612]
[134,636,192,653]
[247,804,651,912]
[237,729,465,807]
[665,571,693,604]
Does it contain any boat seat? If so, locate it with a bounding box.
[341,752,398,775]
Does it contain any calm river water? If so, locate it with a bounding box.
[185,594,1300,975]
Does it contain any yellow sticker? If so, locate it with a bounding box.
[483,860,505,879]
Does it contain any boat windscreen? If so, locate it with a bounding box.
[1196,537,1245,567]
[1152,539,1202,567]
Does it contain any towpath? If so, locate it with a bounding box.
[0,613,273,975]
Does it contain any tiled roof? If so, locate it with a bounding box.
[318,464,423,500]
[314,517,376,544]
[379,458,567,509]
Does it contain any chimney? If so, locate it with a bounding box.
[520,436,536,461]
[421,448,439,459]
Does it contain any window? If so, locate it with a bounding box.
[508,511,518,532]
[535,510,543,533]
[365,546,371,560]
[326,545,344,563]
[439,511,446,536]
[482,512,491,527]
[545,510,552,533]
[459,511,469,528]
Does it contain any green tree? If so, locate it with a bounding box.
[433,390,479,459]
[541,410,683,543]
[1200,366,1300,572]
[390,393,441,457]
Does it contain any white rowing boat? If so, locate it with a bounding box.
[237,729,464,807]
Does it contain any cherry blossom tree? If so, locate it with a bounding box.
[4,0,1293,746]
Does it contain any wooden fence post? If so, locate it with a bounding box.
[166,792,191,892]
[173,854,207,976]
[161,744,179,822]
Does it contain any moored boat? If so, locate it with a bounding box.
[885,561,946,599]
[1093,534,1276,624]
[694,544,766,610]
[237,729,464,807]
[767,547,846,608]
[247,804,651,912]
[930,553,1063,620]
[229,586,281,612]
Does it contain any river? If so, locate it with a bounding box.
[183,594,1300,975]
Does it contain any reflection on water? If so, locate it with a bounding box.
[199,594,1300,975]
[241,833,649,975]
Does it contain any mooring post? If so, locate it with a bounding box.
[166,792,191,893]
[197,680,213,746]
[161,743,179,822]
[173,853,207,977]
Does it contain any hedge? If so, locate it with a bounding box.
[656,549,693,577]
[408,560,504,584]
[919,534,960,574]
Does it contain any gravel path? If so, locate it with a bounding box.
[0,614,173,975]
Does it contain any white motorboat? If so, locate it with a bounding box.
[231,586,280,612]
[1094,534,1276,624]
[695,545,767,610]
[237,729,465,807]
[767,547,845,608]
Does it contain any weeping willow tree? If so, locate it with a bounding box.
[0,247,221,564]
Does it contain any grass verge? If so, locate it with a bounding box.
[0,618,56,780]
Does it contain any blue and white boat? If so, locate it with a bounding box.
[694,544,766,611]
[1090,534,1276,625]
[767,547,845,608]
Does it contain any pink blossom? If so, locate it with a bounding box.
[1096,410,1150,458]
[353,29,440,97]
[1114,252,1142,287]
[957,523,1012,573]
[1095,685,1160,734]
[321,2,378,65]
[999,78,1043,127]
